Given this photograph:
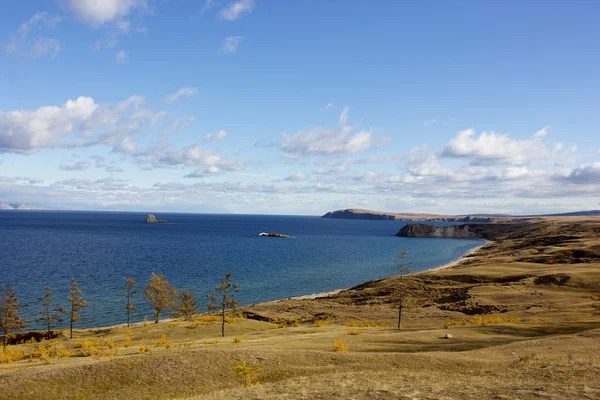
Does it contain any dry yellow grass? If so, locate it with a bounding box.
[1,218,600,399]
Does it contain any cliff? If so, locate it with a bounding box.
[145,214,168,224]
[396,224,480,239]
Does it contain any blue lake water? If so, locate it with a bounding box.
[0,211,484,329]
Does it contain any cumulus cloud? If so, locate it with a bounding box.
[66,0,147,25]
[281,107,373,156]
[105,165,124,173]
[5,12,63,58]
[439,127,574,166]
[164,88,199,103]
[554,162,600,184]
[221,36,244,53]
[203,130,228,142]
[220,0,255,20]
[0,95,164,153]
[60,161,91,171]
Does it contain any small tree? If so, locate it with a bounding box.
[172,290,199,321]
[393,249,413,329]
[207,270,239,337]
[65,278,88,339]
[0,281,25,348]
[37,284,63,340]
[144,273,177,324]
[119,277,137,327]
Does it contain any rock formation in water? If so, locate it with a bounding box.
[396,224,480,239]
[145,214,168,224]
[259,232,293,238]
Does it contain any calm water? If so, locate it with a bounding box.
[0,211,483,328]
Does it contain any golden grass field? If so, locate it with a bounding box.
[1,217,600,399]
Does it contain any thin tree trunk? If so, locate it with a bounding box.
[2,332,6,348]
[397,305,402,330]
[221,305,225,337]
[154,310,159,324]
[127,306,130,328]
[70,306,74,339]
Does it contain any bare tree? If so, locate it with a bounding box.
[119,277,137,327]
[0,281,25,348]
[393,250,413,329]
[172,290,199,321]
[65,278,88,339]
[207,270,239,337]
[37,284,63,340]
[144,273,177,324]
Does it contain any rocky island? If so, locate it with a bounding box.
[259,232,293,238]
[322,208,497,222]
[145,214,168,224]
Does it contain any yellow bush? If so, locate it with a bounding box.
[347,330,361,336]
[313,319,333,327]
[202,338,220,345]
[444,316,521,328]
[138,342,150,354]
[233,359,261,387]
[168,322,181,328]
[155,334,173,349]
[232,337,245,344]
[0,346,27,364]
[225,317,238,325]
[532,317,549,323]
[331,340,349,352]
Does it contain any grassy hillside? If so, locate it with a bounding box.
[1,217,600,399]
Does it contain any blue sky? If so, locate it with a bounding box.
[0,0,599,215]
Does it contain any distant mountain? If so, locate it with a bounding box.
[0,203,51,211]
[322,208,600,222]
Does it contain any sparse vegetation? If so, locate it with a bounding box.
[233,359,261,387]
[37,284,63,340]
[393,249,413,329]
[65,278,88,340]
[0,281,25,348]
[313,318,333,327]
[207,270,239,337]
[444,315,521,327]
[172,289,200,321]
[331,340,349,352]
[119,277,137,327]
[144,273,178,324]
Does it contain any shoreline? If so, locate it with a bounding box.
[61,241,491,332]
[280,240,490,301]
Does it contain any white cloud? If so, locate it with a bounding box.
[164,87,199,103]
[322,103,335,111]
[115,49,128,63]
[162,116,196,135]
[533,125,551,138]
[105,165,124,173]
[221,36,244,53]
[285,172,308,182]
[220,0,255,20]
[116,19,131,34]
[555,162,600,184]
[281,108,373,156]
[67,0,147,25]
[60,161,90,171]
[204,130,228,142]
[6,12,63,58]
[0,95,163,153]
[439,127,574,166]
[424,118,438,126]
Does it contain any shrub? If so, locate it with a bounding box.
[444,316,521,328]
[138,342,150,354]
[233,359,261,387]
[202,338,220,345]
[347,330,361,336]
[0,346,26,364]
[155,334,173,349]
[313,319,333,327]
[331,340,349,352]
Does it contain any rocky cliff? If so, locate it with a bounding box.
[145,214,168,224]
[396,224,481,239]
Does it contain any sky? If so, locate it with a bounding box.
[0,0,599,215]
